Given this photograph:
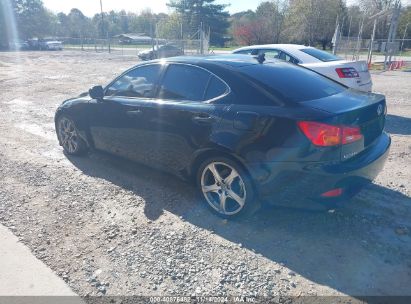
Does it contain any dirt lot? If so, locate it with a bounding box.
[0,51,410,299]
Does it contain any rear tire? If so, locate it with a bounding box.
[197,157,256,219]
[56,115,88,156]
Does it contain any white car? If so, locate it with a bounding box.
[39,40,63,51]
[232,44,372,92]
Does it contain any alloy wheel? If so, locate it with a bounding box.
[201,162,247,216]
[58,117,79,154]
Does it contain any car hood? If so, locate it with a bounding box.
[140,49,153,55]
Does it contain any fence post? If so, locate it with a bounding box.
[367,19,377,65]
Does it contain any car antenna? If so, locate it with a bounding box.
[254,53,265,64]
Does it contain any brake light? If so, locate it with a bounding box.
[335,67,359,78]
[321,188,343,197]
[298,121,363,147]
[342,126,363,144]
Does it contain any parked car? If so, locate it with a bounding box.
[39,40,63,51]
[8,41,29,51]
[55,55,390,218]
[138,44,183,60]
[232,44,372,92]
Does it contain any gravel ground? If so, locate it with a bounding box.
[0,51,410,300]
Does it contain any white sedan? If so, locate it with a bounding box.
[232,44,372,92]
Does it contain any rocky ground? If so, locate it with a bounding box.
[0,51,410,300]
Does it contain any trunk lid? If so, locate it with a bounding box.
[303,60,372,89]
[302,91,386,160]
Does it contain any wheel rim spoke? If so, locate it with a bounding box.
[224,169,239,187]
[227,189,245,208]
[219,192,227,213]
[202,184,220,193]
[208,163,223,183]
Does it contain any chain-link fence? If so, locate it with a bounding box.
[334,37,411,64]
[60,37,208,57]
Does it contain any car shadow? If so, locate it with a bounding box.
[385,114,411,136]
[66,151,411,297]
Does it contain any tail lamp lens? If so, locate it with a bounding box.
[321,188,343,197]
[335,67,359,78]
[342,126,363,144]
[298,121,363,147]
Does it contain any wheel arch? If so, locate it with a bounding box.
[55,109,93,149]
[188,147,254,187]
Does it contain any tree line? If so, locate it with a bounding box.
[1,0,410,49]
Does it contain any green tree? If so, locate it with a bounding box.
[285,0,345,49]
[156,13,182,39]
[13,0,53,39]
[255,1,288,43]
[167,0,229,46]
[398,6,411,40]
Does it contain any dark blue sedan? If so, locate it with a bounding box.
[55,55,390,218]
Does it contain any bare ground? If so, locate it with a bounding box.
[0,51,410,299]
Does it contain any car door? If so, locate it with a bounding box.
[87,64,164,163]
[140,63,230,176]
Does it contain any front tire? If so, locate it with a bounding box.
[56,115,88,155]
[197,157,256,218]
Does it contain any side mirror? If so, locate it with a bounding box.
[89,85,104,100]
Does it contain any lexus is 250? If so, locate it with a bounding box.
[55,55,390,218]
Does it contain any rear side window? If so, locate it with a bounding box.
[278,52,299,64]
[106,64,161,98]
[233,49,253,55]
[300,48,341,62]
[205,76,228,100]
[159,64,210,101]
[240,63,345,103]
[260,49,280,59]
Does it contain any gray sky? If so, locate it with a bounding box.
[42,0,262,16]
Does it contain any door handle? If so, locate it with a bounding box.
[126,110,143,117]
[192,113,215,124]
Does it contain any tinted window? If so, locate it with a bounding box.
[278,52,299,64]
[234,49,253,55]
[159,64,211,101]
[106,65,161,98]
[300,48,341,62]
[205,76,228,100]
[260,49,280,59]
[240,63,345,103]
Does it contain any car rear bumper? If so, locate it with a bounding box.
[247,132,390,209]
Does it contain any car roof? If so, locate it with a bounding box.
[234,44,310,51]
[147,54,279,68]
[232,44,322,64]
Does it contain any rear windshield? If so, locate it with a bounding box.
[240,63,345,103]
[300,48,341,62]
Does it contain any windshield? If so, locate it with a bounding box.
[240,63,345,103]
[300,48,342,62]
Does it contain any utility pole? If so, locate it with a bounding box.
[100,0,104,39]
[399,23,409,58]
[384,1,401,69]
[367,19,377,65]
[99,0,110,53]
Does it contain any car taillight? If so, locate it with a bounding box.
[335,67,359,78]
[298,121,363,147]
[341,126,363,144]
